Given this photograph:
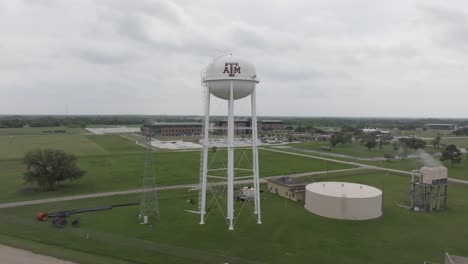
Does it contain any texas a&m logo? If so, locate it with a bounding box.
[223,62,240,77]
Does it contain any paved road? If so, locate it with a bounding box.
[0,168,362,209]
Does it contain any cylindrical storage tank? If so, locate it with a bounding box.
[202,55,259,100]
[305,182,382,220]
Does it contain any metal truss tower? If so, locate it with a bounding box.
[139,135,160,224]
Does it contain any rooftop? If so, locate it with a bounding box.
[266,177,306,187]
[146,122,203,126]
[260,120,284,123]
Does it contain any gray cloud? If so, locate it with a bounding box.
[419,4,468,52]
[1,0,468,117]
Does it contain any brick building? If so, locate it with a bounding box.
[266,177,307,202]
[258,120,285,130]
[141,122,203,137]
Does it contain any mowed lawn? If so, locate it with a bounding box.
[275,146,468,182]
[0,126,87,135]
[0,134,353,202]
[0,135,107,159]
[288,141,395,158]
[441,137,468,148]
[0,172,467,263]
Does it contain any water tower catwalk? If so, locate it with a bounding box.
[199,55,262,230]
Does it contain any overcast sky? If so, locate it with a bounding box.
[1,0,468,117]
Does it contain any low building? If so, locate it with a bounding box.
[141,122,202,137]
[425,123,458,131]
[266,177,306,202]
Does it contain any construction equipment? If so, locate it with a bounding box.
[36,202,139,226]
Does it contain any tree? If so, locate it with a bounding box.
[453,127,468,136]
[329,132,346,147]
[343,133,353,144]
[398,137,426,150]
[430,134,441,149]
[440,145,462,166]
[294,126,306,133]
[365,136,377,151]
[23,149,86,190]
[329,134,340,147]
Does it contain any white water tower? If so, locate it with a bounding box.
[199,54,262,230]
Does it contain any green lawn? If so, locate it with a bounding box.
[0,147,353,202]
[396,129,455,138]
[287,141,395,158]
[0,135,106,159]
[0,172,467,263]
[0,134,147,160]
[272,147,468,181]
[0,126,86,135]
[441,137,468,148]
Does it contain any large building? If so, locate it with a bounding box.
[266,177,306,202]
[214,119,285,135]
[258,120,285,130]
[214,120,251,135]
[424,123,458,131]
[142,119,284,137]
[141,122,203,137]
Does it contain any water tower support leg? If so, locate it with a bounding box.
[227,81,235,231]
[200,89,210,225]
[251,88,262,224]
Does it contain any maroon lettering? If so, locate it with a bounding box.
[223,62,240,77]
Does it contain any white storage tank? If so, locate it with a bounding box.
[305,182,383,220]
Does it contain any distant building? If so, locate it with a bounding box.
[141,122,202,137]
[143,119,284,137]
[214,119,285,135]
[214,120,251,135]
[258,120,285,130]
[362,127,390,134]
[266,177,307,202]
[424,123,458,131]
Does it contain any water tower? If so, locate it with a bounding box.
[199,54,262,230]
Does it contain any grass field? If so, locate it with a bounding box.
[288,141,395,158]
[396,129,454,138]
[441,137,468,148]
[0,135,353,202]
[0,134,146,160]
[0,171,467,263]
[0,126,86,135]
[273,147,468,181]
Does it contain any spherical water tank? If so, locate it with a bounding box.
[202,55,259,100]
[305,182,383,220]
